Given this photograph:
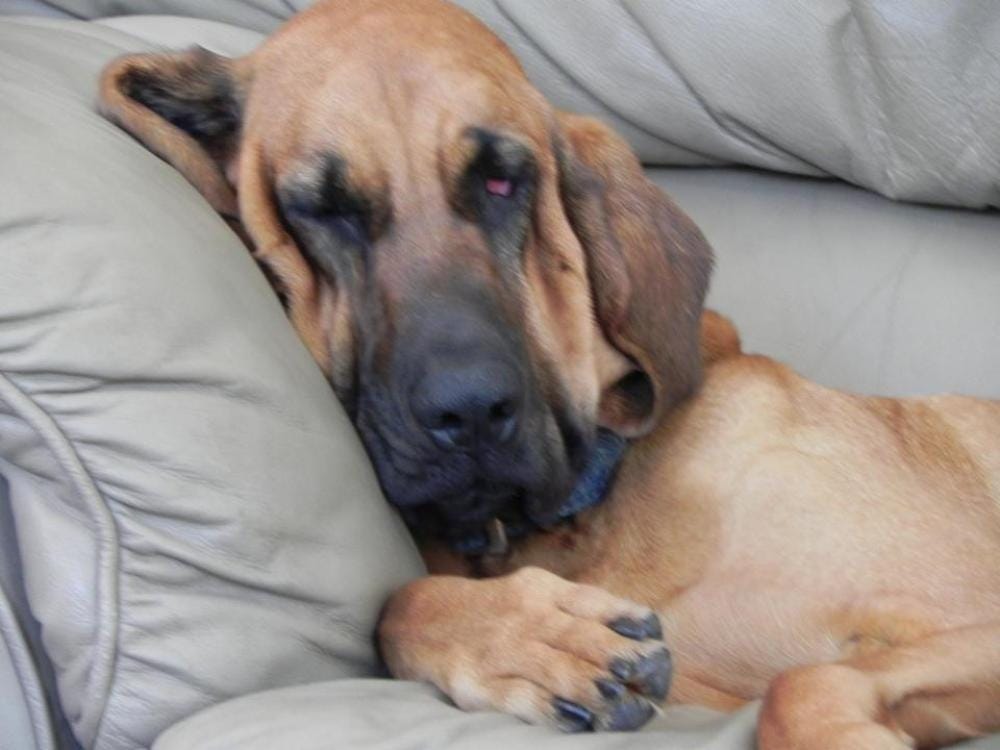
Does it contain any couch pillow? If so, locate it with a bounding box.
[0,18,422,750]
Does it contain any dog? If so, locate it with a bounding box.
[99,0,1000,746]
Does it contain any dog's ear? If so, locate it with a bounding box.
[99,48,246,220]
[101,49,342,381]
[556,113,713,437]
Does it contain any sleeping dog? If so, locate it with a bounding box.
[100,0,1000,746]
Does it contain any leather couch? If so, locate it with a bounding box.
[1,3,997,749]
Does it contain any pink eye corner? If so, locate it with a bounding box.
[485,177,514,198]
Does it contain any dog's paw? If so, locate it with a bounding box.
[379,566,671,732]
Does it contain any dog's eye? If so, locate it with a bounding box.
[316,211,367,246]
[485,176,515,198]
[458,129,535,227]
[285,198,369,246]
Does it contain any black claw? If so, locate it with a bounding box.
[609,656,635,682]
[553,698,594,733]
[607,616,647,641]
[609,613,664,641]
[642,612,664,640]
[633,647,672,702]
[602,695,656,731]
[595,677,625,701]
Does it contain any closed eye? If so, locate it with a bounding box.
[321,212,367,246]
[279,152,382,249]
[282,190,371,247]
[287,203,368,245]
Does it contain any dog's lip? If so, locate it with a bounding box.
[524,506,561,530]
[444,486,574,541]
[401,484,530,538]
[443,484,526,523]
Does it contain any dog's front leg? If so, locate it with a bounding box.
[378,566,671,732]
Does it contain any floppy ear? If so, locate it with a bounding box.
[100,48,342,383]
[556,113,713,437]
[99,47,246,222]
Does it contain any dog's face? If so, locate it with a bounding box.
[100,0,713,544]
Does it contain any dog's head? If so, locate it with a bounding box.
[100,0,712,544]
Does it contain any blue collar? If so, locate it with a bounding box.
[453,429,627,556]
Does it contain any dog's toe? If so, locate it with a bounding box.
[610,645,673,703]
[633,646,672,701]
[552,697,595,732]
[599,691,656,731]
[607,612,663,641]
[584,675,658,731]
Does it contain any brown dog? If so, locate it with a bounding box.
[99,0,1000,746]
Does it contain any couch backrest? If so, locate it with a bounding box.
[7,0,1000,209]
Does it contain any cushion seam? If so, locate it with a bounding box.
[0,370,120,748]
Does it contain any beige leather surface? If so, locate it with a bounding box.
[659,168,1000,399]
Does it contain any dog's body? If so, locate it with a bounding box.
[385,319,1000,747]
[487,325,1000,714]
[99,1,1000,746]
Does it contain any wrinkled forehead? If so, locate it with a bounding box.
[246,6,552,173]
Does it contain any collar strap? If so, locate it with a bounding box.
[454,429,627,556]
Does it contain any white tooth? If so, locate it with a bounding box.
[485,517,509,557]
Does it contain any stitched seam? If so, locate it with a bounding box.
[0,371,120,748]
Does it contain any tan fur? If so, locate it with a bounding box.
[100,2,1000,746]
[483,352,1000,734]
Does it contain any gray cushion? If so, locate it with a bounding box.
[153,679,1000,750]
[10,1,1000,208]
[0,17,421,750]
[658,168,1000,399]
[155,679,761,750]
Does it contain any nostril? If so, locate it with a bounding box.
[487,398,519,443]
[439,411,464,432]
[429,411,470,449]
[489,399,513,423]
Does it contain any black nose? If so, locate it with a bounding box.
[411,360,522,450]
